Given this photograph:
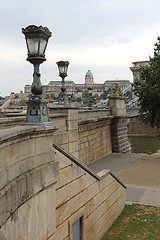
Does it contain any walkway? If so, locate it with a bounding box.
[88,152,160,207]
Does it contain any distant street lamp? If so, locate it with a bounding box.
[88,86,93,109]
[56,61,69,105]
[22,25,52,124]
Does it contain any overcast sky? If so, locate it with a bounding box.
[0,0,160,96]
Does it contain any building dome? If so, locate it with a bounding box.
[85,70,94,85]
[85,70,93,78]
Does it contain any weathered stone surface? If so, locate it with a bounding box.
[4,143,18,168]
[68,141,78,155]
[53,118,67,132]
[67,120,78,131]
[18,201,28,240]
[53,132,68,145]
[56,166,72,190]
[54,221,68,240]
[0,113,126,240]
[54,149,71,170]
[71,162,83,179]
[27,196,39,240]
[20,156,34,173]
[35,136,53,155]
[46,187,56,237]
[109,96,126,116]
[78,109,111,121]
[7,161,21,183]
[18,138,36,161]
[111,117,131,153]
[78,118,112,164]
[0,231,7,240]
[0,149,5,173]
[0,171,7,191]
[68,129,78,143]
[68,109,78,121]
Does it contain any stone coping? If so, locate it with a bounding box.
[0,125,58,145]
[0,113,68,122]
[78,116,113,125]
[112,115,130,119]
[48,104,79,109]
[128,134,159,137]
[79,109,111,113]
[49,113,68,118]
[97,169,111,178]
[0,116,25,122]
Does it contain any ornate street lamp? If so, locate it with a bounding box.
[56,61,69,105]
[22,25,52,125]
[88,86,93,109]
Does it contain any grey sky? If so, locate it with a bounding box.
[0,0,160,96]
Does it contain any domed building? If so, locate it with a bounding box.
[24,69,131,98]
[85,70,94,85]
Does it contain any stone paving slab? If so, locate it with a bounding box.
[88,153,144,175]
[88,152,160,206]
[126,185,146,203]
[126,184,160,207]
[116,154,160,188]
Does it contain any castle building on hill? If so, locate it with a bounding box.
[130,61,149,83]
[24,70,131,97]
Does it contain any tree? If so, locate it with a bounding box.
[82,90,90,99]
[100,90,108,100]
[18,99,27,106]
[133,36,160,128]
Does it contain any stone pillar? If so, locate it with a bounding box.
[109,84,131,153]
[110,116,131,153]
[109,95,126,117]
[48,105,79,158]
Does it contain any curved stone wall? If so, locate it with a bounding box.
[0,126,59,239]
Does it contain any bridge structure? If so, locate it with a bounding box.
[93,85,139,116]
[0,90,130,240]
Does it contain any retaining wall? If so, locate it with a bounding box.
[0,126,126,240]
[78,117,113,165]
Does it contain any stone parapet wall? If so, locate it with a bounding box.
[48,106,79,158]
[78,117,113,165]
[78,109,111,121]
[0,116,25,130]
[53,143,126,240]
[111,117,131,153]
[0,126,59,239]
[0,113,67,131]
[0,125,126,240]
[0,105,131,162]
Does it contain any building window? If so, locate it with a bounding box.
[72,218,81,240]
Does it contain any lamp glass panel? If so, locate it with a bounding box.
[64,65,68,73]
[39,38,47,55]
[27,38,39,55]
[59,66,65,74]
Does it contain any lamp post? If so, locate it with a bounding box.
[88,86,93,109]
[22,25,52,125]
[56,61,69,105]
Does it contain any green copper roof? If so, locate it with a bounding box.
[49,80,74,83]
[105,80,130,83]
[85,70,93,78]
